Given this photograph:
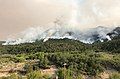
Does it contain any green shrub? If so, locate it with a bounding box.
[27,71,42,79]
[109,72,120,79]
[24,63,34,74]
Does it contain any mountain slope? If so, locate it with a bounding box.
[0,38,89,54]
[93,27,120,53]
[1,26,120,54]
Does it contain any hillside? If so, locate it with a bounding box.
[0,27,120,78]
[0,38,90,54]
[90,26,120,53]
[0,34,120,54]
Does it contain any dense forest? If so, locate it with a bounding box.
[0,38,89,54]
[0,36,120,54]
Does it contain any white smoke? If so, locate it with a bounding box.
[2,22,114,45]
[2,27,46,45]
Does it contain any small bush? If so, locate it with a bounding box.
[27,71,42,79]
[109,72,120,79]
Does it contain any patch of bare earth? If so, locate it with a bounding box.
[0,63,24,77]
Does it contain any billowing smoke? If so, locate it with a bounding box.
[2,21,114,45]
[1,0,116,45]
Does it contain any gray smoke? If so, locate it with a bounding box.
[2,20,114,45]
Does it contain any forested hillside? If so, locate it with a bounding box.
[0,27,120,54]
[0,38,90,54]
[93,35,120,53]
[0,35,120,54]
[0,35,120,78]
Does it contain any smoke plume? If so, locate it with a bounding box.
[2,0,118,45]
[2,21,114,45]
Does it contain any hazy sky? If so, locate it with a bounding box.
[0,0,120,40]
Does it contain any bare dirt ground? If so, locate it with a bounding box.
[0,62,24,77]
[0,72,10,77]
[41,67,57,76]
[0,63,57,78]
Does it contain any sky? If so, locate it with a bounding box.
[0,0,120,40]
